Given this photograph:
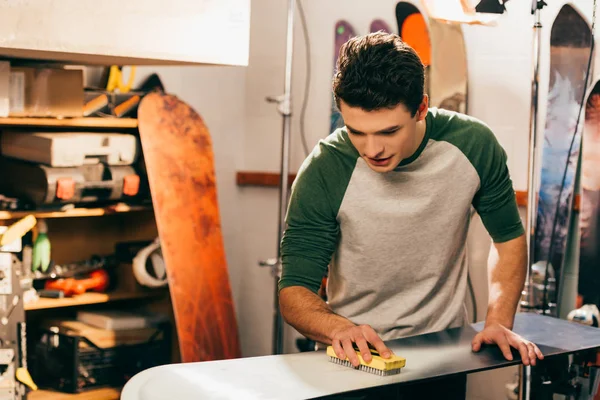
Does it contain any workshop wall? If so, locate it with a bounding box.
[126,0,597,399]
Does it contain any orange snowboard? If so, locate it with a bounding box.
[138,93,241,362]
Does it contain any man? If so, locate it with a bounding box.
[278,32,543,398]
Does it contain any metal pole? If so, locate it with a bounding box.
[520,2,545,399]
[521,0,544,313]
[262,0,296,356]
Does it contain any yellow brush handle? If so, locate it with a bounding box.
[326,345,406,371]
[0,215,37,246]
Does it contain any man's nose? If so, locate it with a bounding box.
[364,136,384,158]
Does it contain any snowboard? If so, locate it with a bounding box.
[370,19,392,34]
[137,93,241,362]
[533,4,592,314]
[122,313,600,400]
[395,1,468,114]
[579,78,600,309]
[330,20,356,134]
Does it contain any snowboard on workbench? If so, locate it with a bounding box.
[138,92,241,362]
[533,4,592,314]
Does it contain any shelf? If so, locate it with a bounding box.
[236,172,581,211]
[0,203,152,220]
[25,289,167,311]
[0,117,137,129]
[28,387,121,400]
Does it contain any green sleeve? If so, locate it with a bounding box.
[278,132,357,294]
[470,127,524,243]
[434,110,524,243]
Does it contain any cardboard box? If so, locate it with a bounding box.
[9,67,83,117]
[0,62,10,117]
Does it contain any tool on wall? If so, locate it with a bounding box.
[44,269,109,297]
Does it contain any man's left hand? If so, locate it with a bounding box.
[471,323,544,366]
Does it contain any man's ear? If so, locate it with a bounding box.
[417,95,428,121]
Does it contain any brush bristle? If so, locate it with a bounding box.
[327,350,404,376]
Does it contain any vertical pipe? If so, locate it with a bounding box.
[521,4,542,313]
[272,0,296,356]
[520,3,544,399]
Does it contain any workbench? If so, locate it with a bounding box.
[121,313,600,400]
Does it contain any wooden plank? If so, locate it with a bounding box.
[25,289,167,311]
[514,191,580,212]
[236,171,296,187]
[29,387,120,400]
[236,173,581,211]
[0,204,152,221]
[0,117,137,129]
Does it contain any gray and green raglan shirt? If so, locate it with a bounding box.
[278,107,524,340]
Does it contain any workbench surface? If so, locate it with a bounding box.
[121,313,600,400]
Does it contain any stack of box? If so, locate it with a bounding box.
[0,61,83,119]
[0,131,144,208]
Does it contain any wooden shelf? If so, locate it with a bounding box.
[25,289,167,311]
[0,203,152,220]
[236,172,581,211]
[28,387,120,400]
[0,117,137,129]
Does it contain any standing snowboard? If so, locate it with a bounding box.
[395,1,468,113]
[138,92,241,362]
[579,78,600,309]
[533,4,592,314]
[370,19,392,34]
[330,20,356,134]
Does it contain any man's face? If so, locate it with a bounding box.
[340,97,428,173]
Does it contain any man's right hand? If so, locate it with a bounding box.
[278,287,392,363]
[331,324,393,367]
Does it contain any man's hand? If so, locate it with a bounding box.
[331,324,393,367]
[471,323,544,366]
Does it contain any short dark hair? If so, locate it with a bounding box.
[332,32,424,116]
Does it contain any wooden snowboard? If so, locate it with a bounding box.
[369,19,391,34]
[395,1,468,114]
[138,92,241,362]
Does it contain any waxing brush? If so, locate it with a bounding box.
[326,344,406,376]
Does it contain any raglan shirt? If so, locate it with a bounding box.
[278,107,524,340]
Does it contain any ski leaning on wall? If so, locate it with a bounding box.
[533,4,592,315]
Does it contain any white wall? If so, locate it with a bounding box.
[122,0,598,398]
[237,0,599,399]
